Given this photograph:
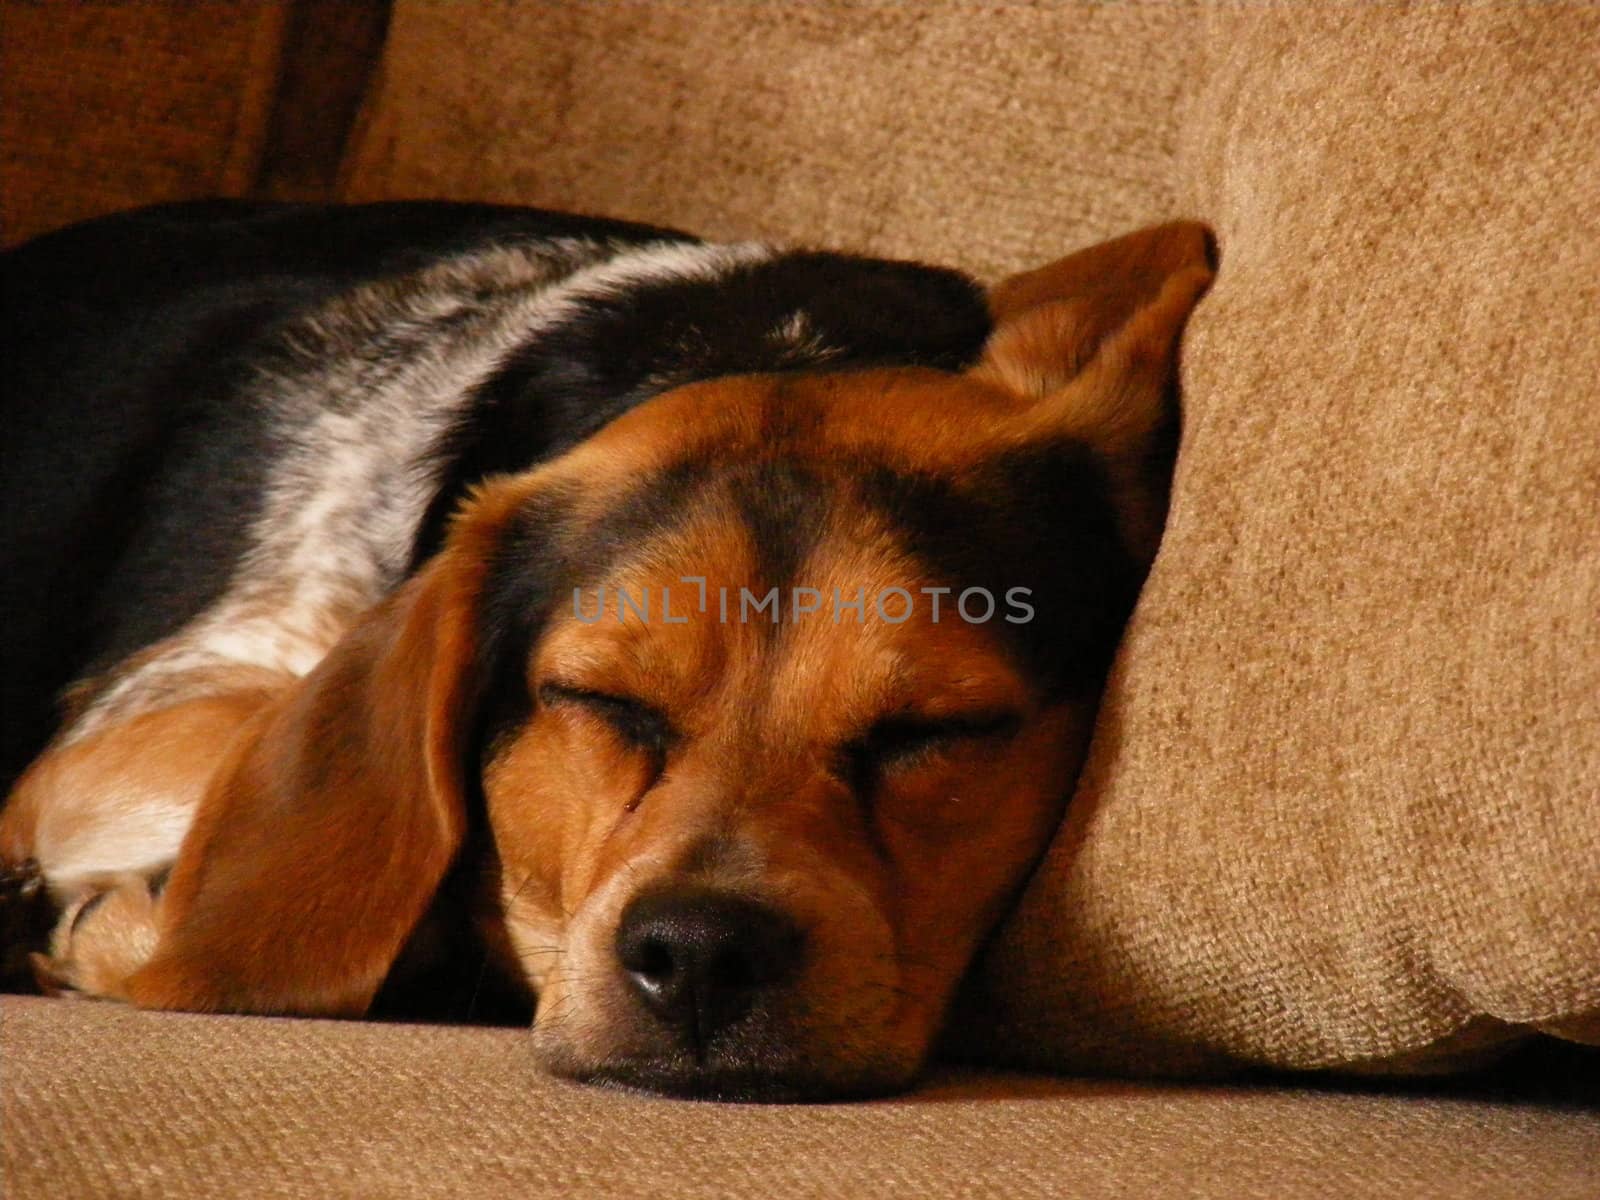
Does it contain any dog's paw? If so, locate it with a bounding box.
[31,875,162,1001]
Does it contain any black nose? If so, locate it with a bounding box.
[614,887,805,1050]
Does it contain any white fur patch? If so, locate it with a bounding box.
[38,799,193,898]
[64,237,779,743]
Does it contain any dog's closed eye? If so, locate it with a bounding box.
[538,683,676,757]
[843,710,1021,785]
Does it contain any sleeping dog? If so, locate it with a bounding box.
[0,202,1211,1099]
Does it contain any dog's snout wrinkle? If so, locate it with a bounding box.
[615,887,805,1054]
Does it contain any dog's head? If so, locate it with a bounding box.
[126,224,1212,1098]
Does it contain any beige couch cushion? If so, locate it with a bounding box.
[0,2,288,246]
[5,997,1598,1200]
[0,2,388,245]
[341,1,1199,281]
[959,4,1600,1076]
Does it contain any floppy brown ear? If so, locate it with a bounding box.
[123,534,500,1017]
[975,221,1215,561]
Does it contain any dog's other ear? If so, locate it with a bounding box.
[975,222,1215,562]
[123,496,524,1016]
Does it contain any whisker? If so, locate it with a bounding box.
[466,868,545,1024]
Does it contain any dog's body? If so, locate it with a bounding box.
[0,202,1211,1098]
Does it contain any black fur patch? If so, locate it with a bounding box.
[853,443,1141,697]
[410,252,990,565]
[725,458,834,600]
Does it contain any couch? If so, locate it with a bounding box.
[3,3,1596,1196]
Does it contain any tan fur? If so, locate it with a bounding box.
[2,691,281,897]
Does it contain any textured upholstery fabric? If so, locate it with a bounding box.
[341,0,1199,281]
[4,997,1597,1200]
[0,0,387,246]
[958,3,1600,1076]
[0,1,289,246]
